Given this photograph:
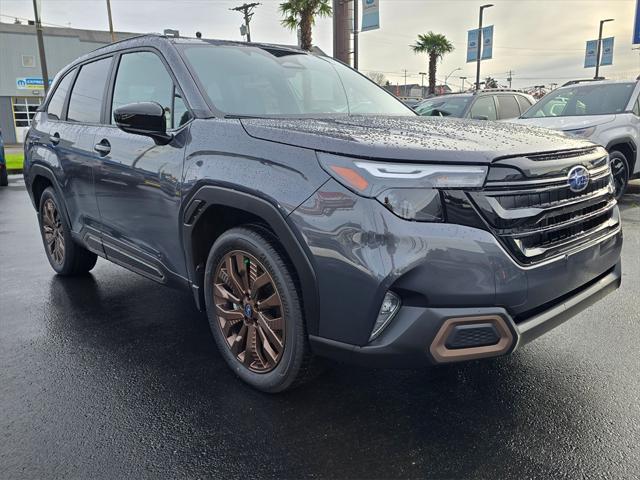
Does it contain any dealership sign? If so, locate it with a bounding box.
[634,0,640,44]
[584,37,614,68]
[466,26,493,62]
[361,0,380,32]
[600,37,614,66]
[16,77,52,90]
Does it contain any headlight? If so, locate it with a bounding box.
[564,126,596,138]
[318,153,487,221]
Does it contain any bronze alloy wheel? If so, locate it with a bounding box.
[42,198,65,265]
[213,250,285,373]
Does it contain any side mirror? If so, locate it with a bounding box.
[113,102,173,145]
[471,115,489,121]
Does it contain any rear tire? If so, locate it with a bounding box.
[204,226,320,393]
[609,150,630,200]
[0,166,8,187]
[38,187,98,275]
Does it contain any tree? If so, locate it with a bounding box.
[280,0,332,51]
[367,71,388,86]
[411,32,454,95]
[485,77,498,89]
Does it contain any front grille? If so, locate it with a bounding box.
[470,148,620,264]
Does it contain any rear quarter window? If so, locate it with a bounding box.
[47,72,75,120]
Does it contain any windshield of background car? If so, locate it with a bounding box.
[414,96,471,117]
[521,82,635,118]
[180,45,414,117]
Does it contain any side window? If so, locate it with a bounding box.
[111,51,191,129]
[47,72,74,120]
[67,57,112,124]
[469,96,497,120]
[496,95,521,119]
[516,95,533,114]
[632,98,640,116]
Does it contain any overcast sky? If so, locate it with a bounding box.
[1,0,637,89]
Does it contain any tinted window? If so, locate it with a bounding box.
[181,44,412,116]
[415,96,471,117]
[497,95,520,119]
[522,82,635,118]
[516,95,533,113]
[47,72,74,120]
[469,96,497,120]
[111,51,189,129]
[67,57,112,123]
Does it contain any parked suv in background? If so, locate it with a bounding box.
[415,89,535,120]
[24,35,622,392]
[512,79,640,198]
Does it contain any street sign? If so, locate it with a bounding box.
[467,26,493,62]
[601,37,614,66]
[634,0,640,44]
[361,0,380,32]
[584,40,598,68]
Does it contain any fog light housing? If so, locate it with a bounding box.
[369,291,401,341]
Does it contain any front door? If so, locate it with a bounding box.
[93,50,192,282]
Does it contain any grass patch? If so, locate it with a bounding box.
[5,152,24,171]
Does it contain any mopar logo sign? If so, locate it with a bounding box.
[567,166,590,193]
[16,77,52,90]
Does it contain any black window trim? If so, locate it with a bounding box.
[104,46,194,133]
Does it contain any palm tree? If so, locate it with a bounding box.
[411,32,454,95]
[280,0,332,51]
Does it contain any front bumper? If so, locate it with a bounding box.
[309,261,621,367]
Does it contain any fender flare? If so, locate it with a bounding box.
[606,136,637,170]
[27,164,72,227]
[182,185,320,336]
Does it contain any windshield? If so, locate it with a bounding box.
[414,96,471,117]
[180,44,413,117]
[521,82,635,118]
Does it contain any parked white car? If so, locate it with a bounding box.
[511,79,640,198]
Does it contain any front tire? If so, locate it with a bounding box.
[609,150,630,200]
[204,226,318,393]
[38,187,98,275]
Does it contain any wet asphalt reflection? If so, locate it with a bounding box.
[1,177,639,479]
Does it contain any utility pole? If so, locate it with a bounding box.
[475,4,493,91]
[32,0,49,94]
[419,72,426,96]
[353,0,359,69]
[459,76,467,92]
[106,0,116,42]
[230,3,260,43]
[404,69,408,97]
[507,70,513,89]
[594,18,614,79]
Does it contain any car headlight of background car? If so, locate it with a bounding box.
[318,152,487,222]
[564,126,597,138]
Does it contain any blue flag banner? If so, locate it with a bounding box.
[481,25,493,60]
[634,0,640,44]
[361,0,380,32]
[584,40,598,68]
[600,37,614,66]
[467,29,479,62]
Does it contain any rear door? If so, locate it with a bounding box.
[93,49,192,282]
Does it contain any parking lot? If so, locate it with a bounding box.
[1,175,639,479]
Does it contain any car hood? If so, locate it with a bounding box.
[510,114,617,131]
[241,116,594,163]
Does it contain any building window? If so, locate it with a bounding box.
[12,96,42,127]
[22,55,36,68]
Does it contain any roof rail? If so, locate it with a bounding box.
[562,78,605,87]
[474,87,527,94]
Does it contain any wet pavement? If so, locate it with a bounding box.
[1,175,639,479]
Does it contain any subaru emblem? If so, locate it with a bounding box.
[567,165,590,193]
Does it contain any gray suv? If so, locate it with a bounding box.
[24,35,622,392]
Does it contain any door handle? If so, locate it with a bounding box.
[49,132,60,145]
[94,139,111,156]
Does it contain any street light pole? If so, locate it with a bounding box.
[445,67,461,87]
[475,4,493,91]
[419,71,427,95]
[594,18,614,79]
[32,0,49,94]
[353,0,359,70]
[459,76,467,92]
